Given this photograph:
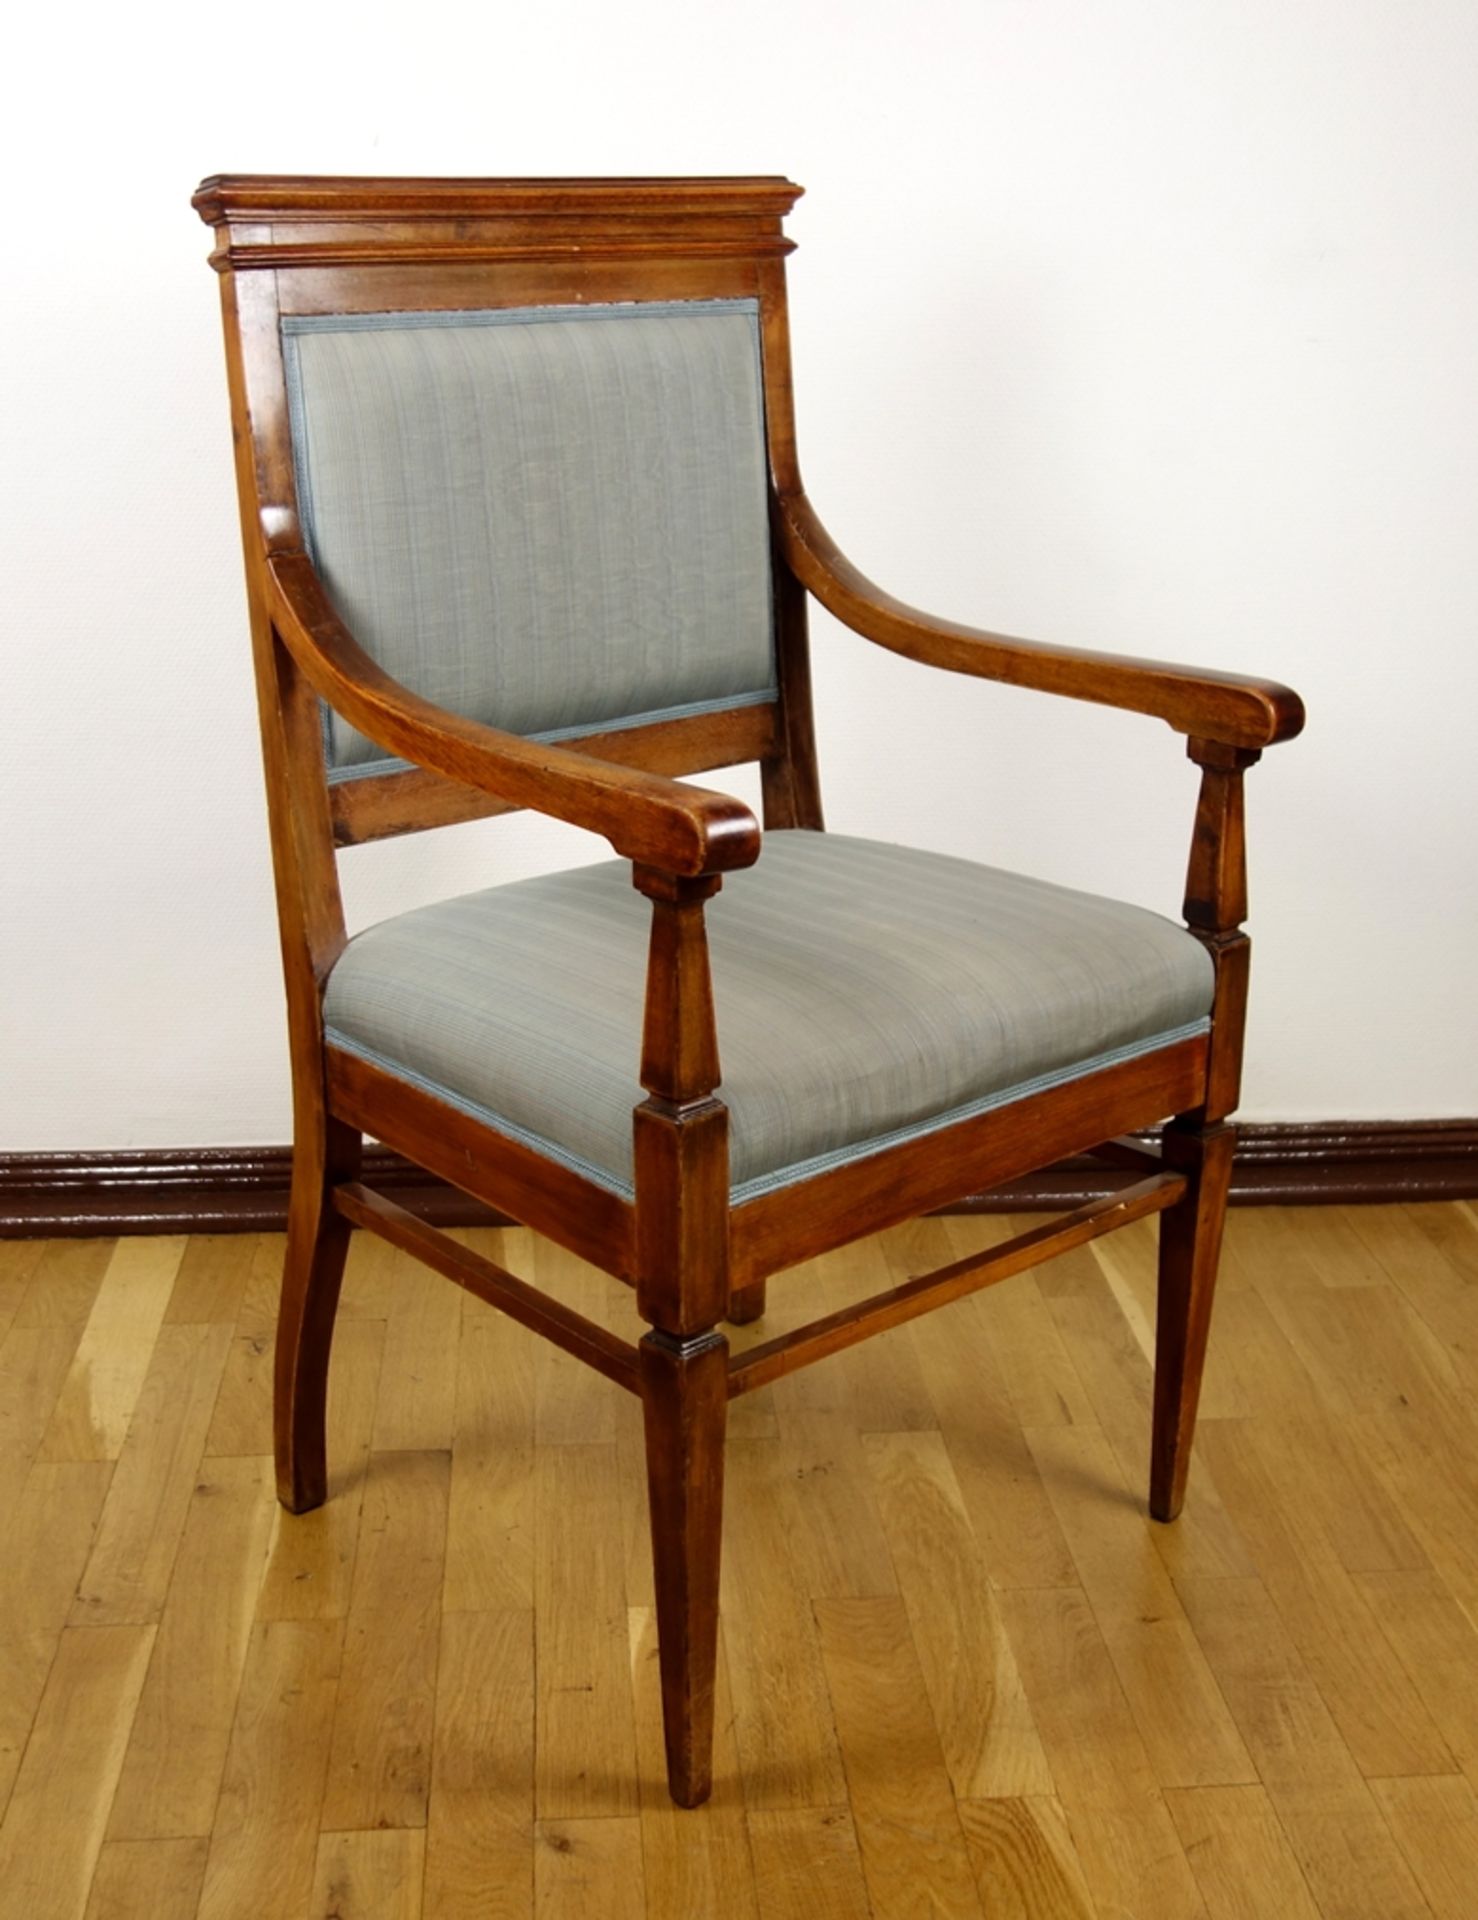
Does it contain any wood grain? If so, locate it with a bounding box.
[0,1623,156,1920]
[83,1839,209,1920]
[956,1796,1097,1920]
[628,1605,756,1920]
[421,1608,533,1919]
[533,1445,638,1820]
[747,1807,869,1920]
[107,1456,277,1840]
[320,1451,450,1831]
[813,1595,985,1918]
[864,1430,1052,1798]
[0,1460,113,1818]
[309,1829,425,1919]
[71,1322,233,1626]
[39,1238,186,1460]
[198,1619,343,1920]
[9,1204,1478,1914]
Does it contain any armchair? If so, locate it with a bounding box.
[193,174,1303,1809]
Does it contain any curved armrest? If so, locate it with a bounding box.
[778,494,1304,750]
[266,552,761,877]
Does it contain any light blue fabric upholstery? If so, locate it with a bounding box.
[282,301,777,769]
[323,831,1214,1200]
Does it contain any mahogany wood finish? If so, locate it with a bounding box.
[333,1182,641,1391]
[729,1031,1209,1292]
[194,172,1304,1807]
[778,494,1305,750]
[330,699,778,847]
[638,1329,729,1808]
[1148,738,1258,1520]
[728,1173,1186,1398]
[326,1044,637,1279]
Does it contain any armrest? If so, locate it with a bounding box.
[266,552,761,877]
[778,493,1304,750]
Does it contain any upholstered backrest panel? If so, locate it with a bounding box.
[282,301,777,771]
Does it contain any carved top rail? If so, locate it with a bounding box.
[191,174,805,273]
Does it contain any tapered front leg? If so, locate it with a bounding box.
[1150,1120,1234,1521]
[640,1327,729,1806]
[631,864,733,1805]
[275,1110,360,1513]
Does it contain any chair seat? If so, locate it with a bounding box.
[323,830,1214,1201]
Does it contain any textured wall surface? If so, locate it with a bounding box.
[4,0,1476,1147]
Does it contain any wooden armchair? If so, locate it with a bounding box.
[192,174,1303,1810]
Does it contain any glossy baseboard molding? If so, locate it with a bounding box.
[2,1119,1474,1237]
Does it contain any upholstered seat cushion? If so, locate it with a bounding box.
[323,831,1213,1201]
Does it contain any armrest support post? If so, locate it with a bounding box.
[632,869,730,1335]
[1183,737,1258,1124]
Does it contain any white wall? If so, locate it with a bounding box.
[5,0,1476,1149]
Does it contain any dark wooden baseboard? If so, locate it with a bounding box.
[2,1119,1474,1237]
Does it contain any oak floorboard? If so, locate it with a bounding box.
[1356,1570,1478,1794]
[720,1437,847,1812]
[1369,1774,1478,1920]
[310,1828,427,1919]
[628,1606,757,1920]
[955,1796,1097,1920]
[1163,1784,1323,1920]
[902,1269,1079,1591]
[82,1837,209,1920]
[995,1584,1208,1919]
[444,1282,536,1615]
[321,1450,451,1832]
[197,1617,344,1920]
[533,1444,638,1820]
[1175,1574,1431,1920]
[747,1807,871,1920]
[814,1594,985,1919]
[773,1406,898,1602]
[12,1237,114,1329]
[0,1461,114,1821]
[947,1216,1098,1430]
[1196,1418,1453,1779]
[0,1322,96,1541]
[817,1237,938,1433]
[0,1623,156,1920]
[205,1327,275,1458]
[533,1817,643,1920]
[106,1454,277,1840]
[371,1246,462,1454]
[71,1321,233,1627]
[532,1237,623,1448]
[0,1238,47,1346]
[1025,1419,1255,1789]
[1347,1204,1478,1389]
[864,1429,1052,1798]
[2,1203,1476,1919]
[422,1608,534,1920]
[39,1238,186,1462]
[163,1233,258,1326]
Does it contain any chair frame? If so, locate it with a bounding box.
[193,174,1303,1808]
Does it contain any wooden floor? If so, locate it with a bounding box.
[2,1201,1478,1918]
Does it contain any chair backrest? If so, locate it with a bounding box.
[193,175,815,846]
[284,298,776,772]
